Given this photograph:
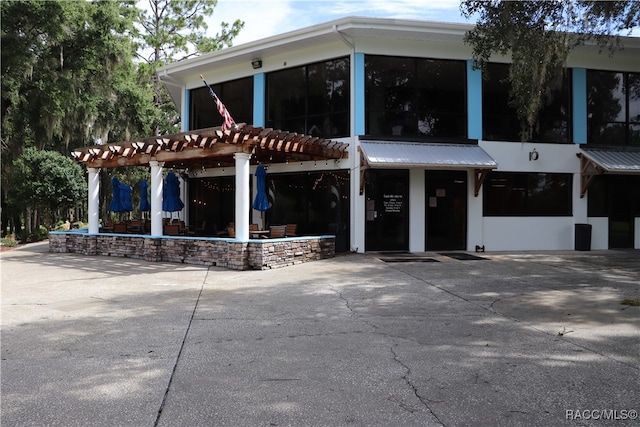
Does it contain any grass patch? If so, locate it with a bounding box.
[1,236,18,247]
[621,298,640,307]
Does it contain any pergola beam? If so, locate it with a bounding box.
[71,124,348,170]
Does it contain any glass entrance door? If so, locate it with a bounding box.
[608,175,637,248]
[365,170,409,251]
[425,170,467,250]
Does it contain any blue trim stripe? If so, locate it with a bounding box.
[354,52,365,136]
[572,68,587,144]
[467,60,482,140]
[253,73,265,127]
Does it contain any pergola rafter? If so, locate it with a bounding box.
[71,124,349,170]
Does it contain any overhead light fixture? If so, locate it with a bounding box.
[529,148,539,161]
[251,59,262,69]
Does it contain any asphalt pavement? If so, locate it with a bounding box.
[1,242,639,426]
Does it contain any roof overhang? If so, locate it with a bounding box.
[71,124,348,170]
[359,140,498,196]
[577,147,640,197]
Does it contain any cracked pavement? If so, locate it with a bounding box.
[2,243,639,426]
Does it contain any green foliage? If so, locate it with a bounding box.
[1,236,18,247]
[1,0,244,232]
[137,0,244,135]
[461,0,640,142]
[9,148,87,229]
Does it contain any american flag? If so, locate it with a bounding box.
[200,75,236,131]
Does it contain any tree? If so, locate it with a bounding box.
[1,0,245,235]
[1,0,148,234]
[9,148,87,234]
[460,0,640,141]
[136,0,244,135]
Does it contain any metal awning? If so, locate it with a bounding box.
[577,148,640,197]
[359,141,498,196]
[360,141,498,169]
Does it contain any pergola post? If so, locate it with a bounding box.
[234,153,251,242]
[87,168,100,234]
[150,161,164,236]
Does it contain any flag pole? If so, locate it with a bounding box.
[200,74,237,131]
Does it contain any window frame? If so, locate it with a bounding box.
[364,54,468,140]
[483,172,573,217]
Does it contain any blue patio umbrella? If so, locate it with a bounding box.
[108,176,123,213]
[162,172,184,216]
[119,182,133,212]
[253,164,270,228]
[139,179,150,212]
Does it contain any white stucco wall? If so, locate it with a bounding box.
[588,217,608,250]
[474,141,585,251]
[483,217,575,251]
[409,169,426,252]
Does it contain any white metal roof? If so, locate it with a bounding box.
[360,141,498,169]
[579,148,640,174]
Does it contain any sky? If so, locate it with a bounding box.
[209,0,472,46]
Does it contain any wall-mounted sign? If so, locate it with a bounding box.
[383,194,403,213]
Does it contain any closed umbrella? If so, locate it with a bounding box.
[253,164,270,228]
[108,176,123,213]
[139,179,150,213]
[163,172,184,218]
[119,182,133,213]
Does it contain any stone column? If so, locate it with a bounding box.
[150,161,164,236]
[87,167,100,234]
[234,153,251,242]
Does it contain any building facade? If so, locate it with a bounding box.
[158,17,640,252]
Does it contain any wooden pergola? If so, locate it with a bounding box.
[72,123,349,169]
[71,123,349,241]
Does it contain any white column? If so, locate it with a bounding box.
[87,168,100,234]
[409,169,425,252]
[150,161,164,236]
[350,141,365,253]
[234,153,251,242]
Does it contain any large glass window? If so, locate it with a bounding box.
[484,172,572,216]
[483,63,571,142]
[266,57,350,138]
[189,77,253,130]
[587,70,640,146]
[365,55,466,139]
[188,176,235,236]
[266,171,350,236]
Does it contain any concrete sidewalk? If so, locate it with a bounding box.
[1,242,639,426]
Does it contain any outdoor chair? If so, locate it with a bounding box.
[285,223,297,237]
[113,223,128,233]
[126,219,142,234]
[100,220,115,233]
[164,223,181,236]
[191,220,206,236]
[269,225,286,238]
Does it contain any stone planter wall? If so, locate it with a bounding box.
[49,231,335,270]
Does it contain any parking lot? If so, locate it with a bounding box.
[2,242,639,426]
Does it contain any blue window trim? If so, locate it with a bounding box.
[355,52,365,136]
[467,60,482,140]
[184,89,190,131]
[572,68,587,144]
[253,73,265,127]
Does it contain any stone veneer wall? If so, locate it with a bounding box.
[49,231,335,270]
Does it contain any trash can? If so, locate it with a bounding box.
[574,223,592,251]
[328,223,348,253]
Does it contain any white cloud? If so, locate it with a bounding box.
[209,0,468,46]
